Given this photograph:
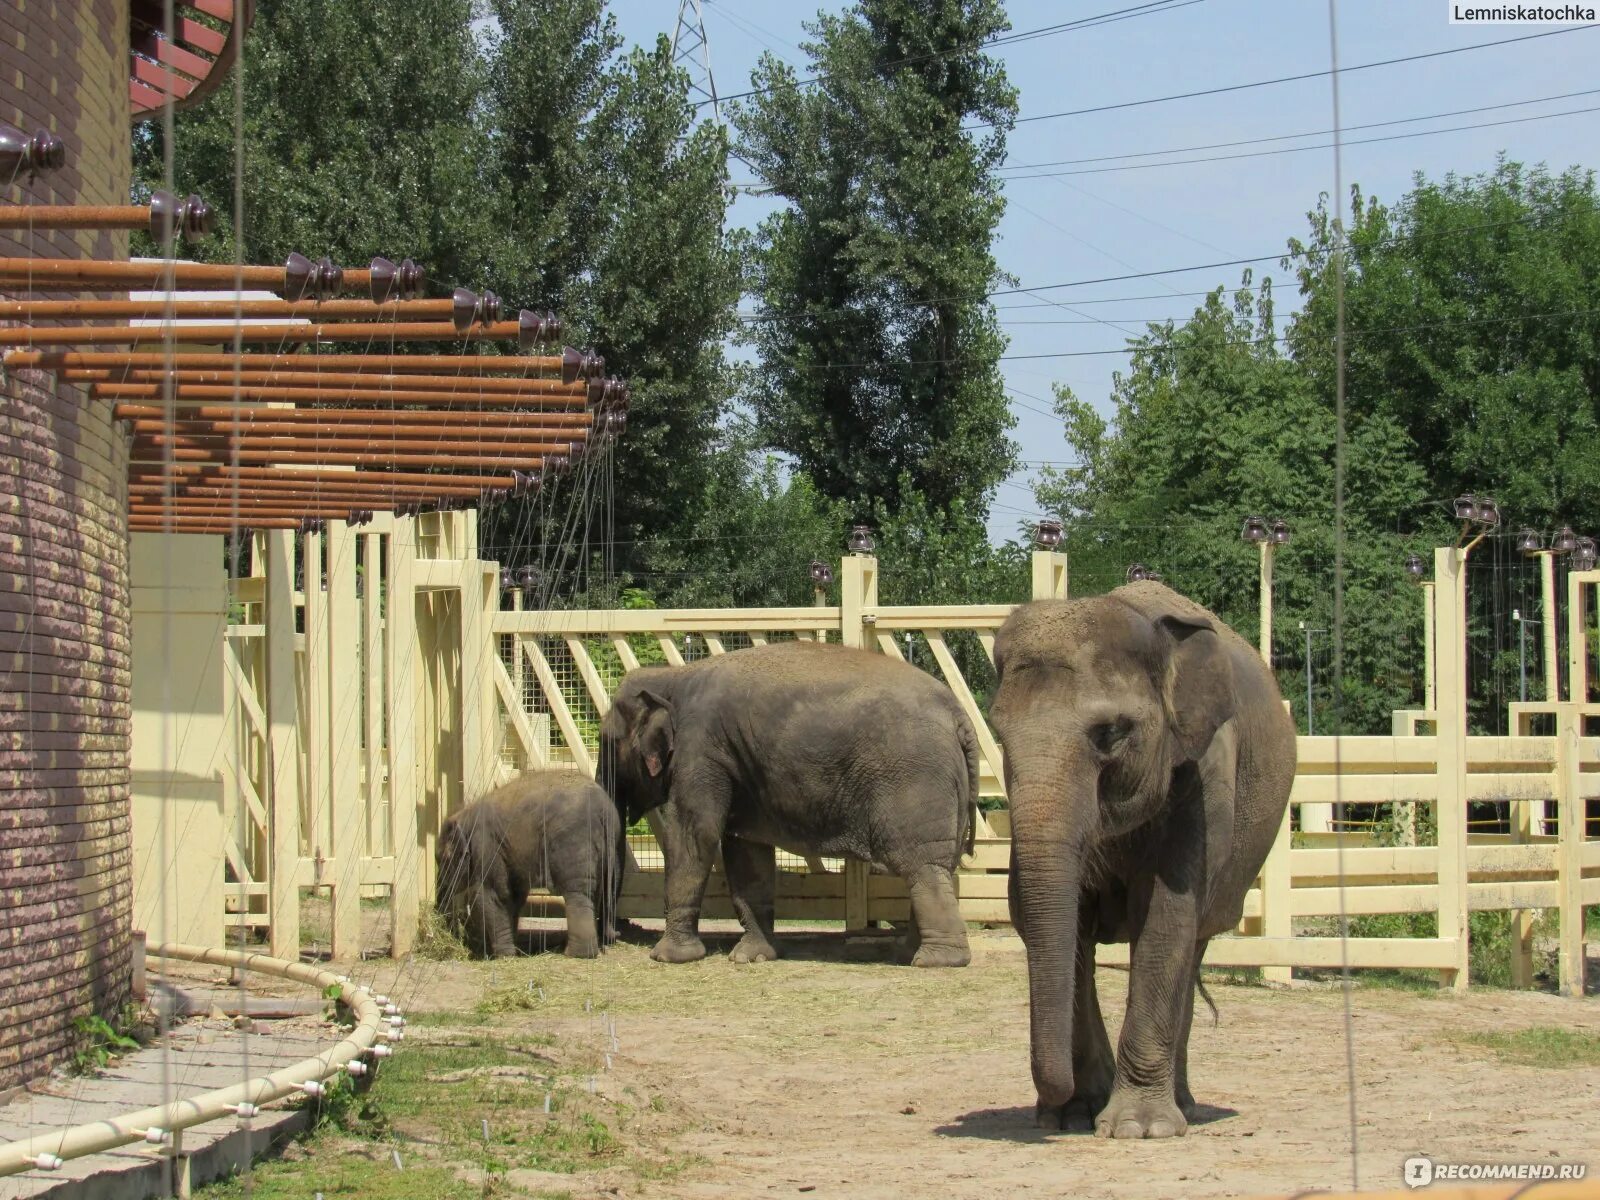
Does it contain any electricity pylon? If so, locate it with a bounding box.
[671,0,720,122]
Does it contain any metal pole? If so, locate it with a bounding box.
[1306,625,1314,735]
[1515,609,1528,703]
[1258,540,1274,665]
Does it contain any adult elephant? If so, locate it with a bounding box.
[599,641,979,967]
[988,581,1295,1138]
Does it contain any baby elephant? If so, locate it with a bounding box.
[435,770,626,959]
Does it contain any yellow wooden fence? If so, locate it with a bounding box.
[186,524,1597,993]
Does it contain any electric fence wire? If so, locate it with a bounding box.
[1325,0,1361,1188]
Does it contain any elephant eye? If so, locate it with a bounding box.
[1088,718,1133,756]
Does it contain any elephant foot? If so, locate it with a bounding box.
[729,933,779,964]
[1033,1086,1110,1132]
[1093,1088,1187,1140]
[650,933,707,964]
[910,941,971,969]
[1176,1080,1197,1120]
[564,937,600,960]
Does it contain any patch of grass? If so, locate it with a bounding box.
[1448,1026,1600,1069]
[196,1012,691,1198]
[415,906,471,962]
[201,1156,483,1200]
[475,980,556,1016]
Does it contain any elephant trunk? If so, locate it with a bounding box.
[1008,765,1096,1110]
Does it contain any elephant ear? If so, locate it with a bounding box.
[1156,612,1234,764]
[1115,584,1235,764]
[633,688,676,778]
[435,814,473,905]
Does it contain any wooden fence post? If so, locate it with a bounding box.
[460,561,500,803]
[1555,701,1587,996]
[362,531,386,865]
[1031,548,1067,601]
[388,520,421,956]
[264,531,301,960]
[1258,808,1293,985]
[302,529,329,925]
[839,551,878,931]
[326,521,363,958]
[1433,545,1471,991]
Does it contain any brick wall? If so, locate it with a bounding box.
[0,0,135,1091]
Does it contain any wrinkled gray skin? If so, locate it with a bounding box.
[988,582,1295,1139]
[599,641,979,968]
[435,771,626,959]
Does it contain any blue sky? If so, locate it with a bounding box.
[603,1,1600,541]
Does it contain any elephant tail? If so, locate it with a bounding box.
[1194,969,1219,1027]
[955,708,980,861]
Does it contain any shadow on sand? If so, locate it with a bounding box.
[933,1102,1238,1142]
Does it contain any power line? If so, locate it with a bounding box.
[797,303,1600,370]
[712,0,1203,106]
[969,24,1598,129]
[995,86,1600,173]
[1000,100,1600,179]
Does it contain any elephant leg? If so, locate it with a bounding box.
[1175,941,1207,1118]
[902,863,970,968]
[562,890,600,959]
[1063,935,1117,1131]
[652,786,727,964]
[722,835,779,964]
[1096,879,1197,1140]
[471,885,519,959]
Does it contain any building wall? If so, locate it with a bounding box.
[129,534,225,952]
[0,1,135,1091]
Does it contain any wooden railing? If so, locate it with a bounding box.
[187,525,1600,992]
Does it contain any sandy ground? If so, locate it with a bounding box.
[333,922,1600,1200]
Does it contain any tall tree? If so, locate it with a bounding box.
[1286,159,1600,531]
[134,0,491,281]
[135,0,743,563]
[1036,278,1438,734]
[733,0,1019,518]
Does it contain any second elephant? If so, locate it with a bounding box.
[599,641,979,967]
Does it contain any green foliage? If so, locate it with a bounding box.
[137,0,742,565]
[69,1012,141,1075]
[733,0,1020,518]
[1287,159,1600,528]
[1039,159,1600,734]
[1037,276,1438,734]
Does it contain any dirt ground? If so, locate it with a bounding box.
[322,921,1600,1200]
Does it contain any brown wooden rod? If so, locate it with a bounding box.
[112,404,594,428]
[8,346,602,381]
[129,483,489,504]
[129,447,558,469]
[69,368,602,399]
[130,501,482,521]
[131,517,306,531]
[133,431,577,455]
[90,383,591,409]
[0,293,539,326]
[127,464,522,489]
[0,317,545,348]
[124,419,592,441]
[0,253,424,301]
[0,193,212,242]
